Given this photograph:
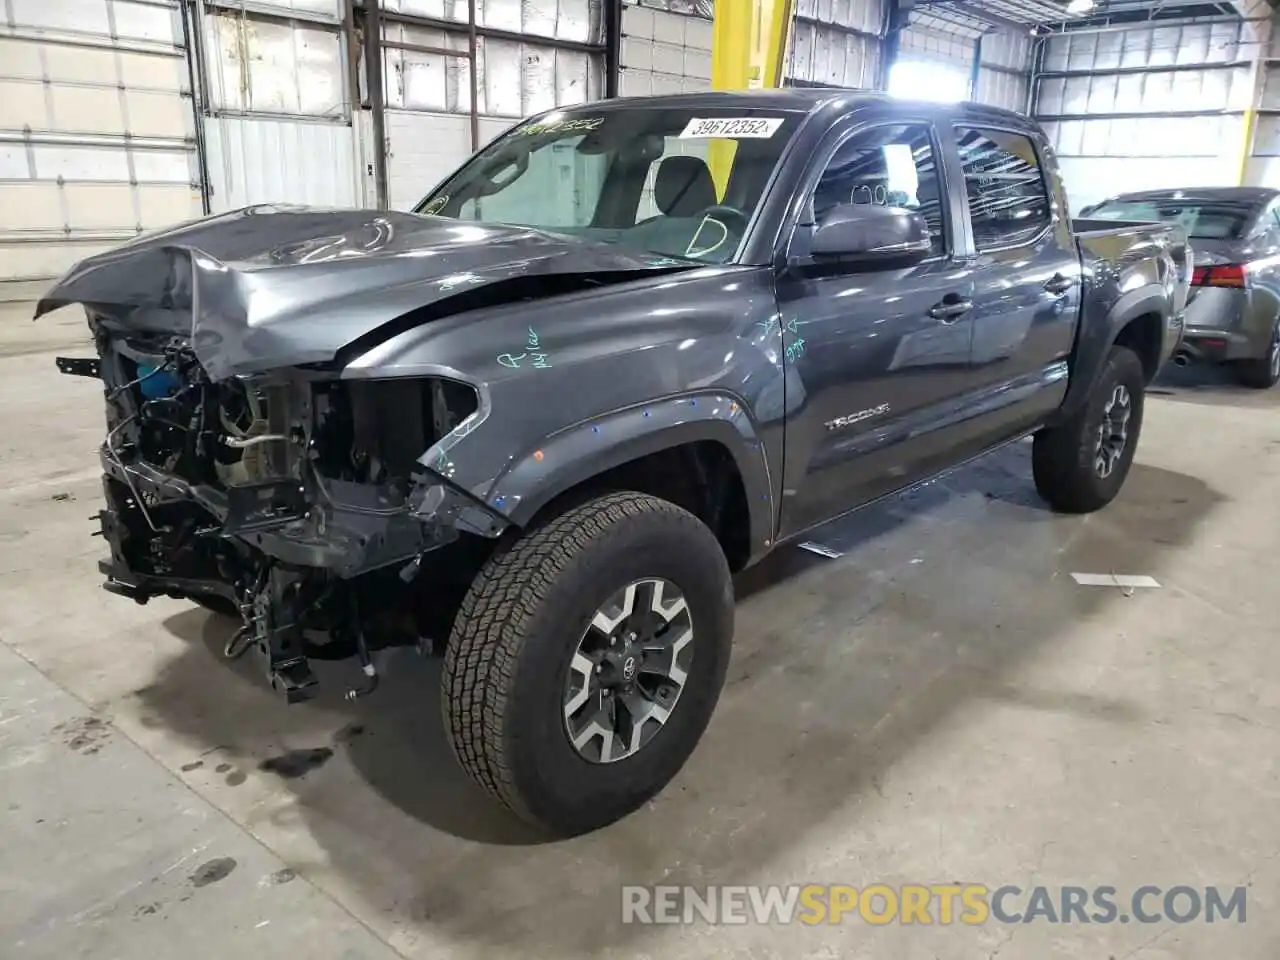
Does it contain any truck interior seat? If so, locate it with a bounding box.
[655,156,717,217]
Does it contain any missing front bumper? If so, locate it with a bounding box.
[99,447,506,579]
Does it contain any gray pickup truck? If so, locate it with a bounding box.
[40,91,1188,836]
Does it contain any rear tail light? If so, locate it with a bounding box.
[1191,264,1246,287]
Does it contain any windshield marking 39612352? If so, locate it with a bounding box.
[677,117,786,139]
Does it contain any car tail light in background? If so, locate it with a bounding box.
[1191,264,1247,287]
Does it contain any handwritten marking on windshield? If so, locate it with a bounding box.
[513,117,604,138]
[497,328,552,369]
[685,216,729,258]
[785,317,800,334]
[785,338,807,363]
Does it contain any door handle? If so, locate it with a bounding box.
[1044,273,1075,296]
[928,297,973,323]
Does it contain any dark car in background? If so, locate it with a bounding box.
[1081,186,1280,388]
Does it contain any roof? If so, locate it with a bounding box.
[567,89,1036,129]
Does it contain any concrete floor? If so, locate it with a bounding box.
[3,317,1280,959]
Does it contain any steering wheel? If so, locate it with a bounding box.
[684,204,750,259]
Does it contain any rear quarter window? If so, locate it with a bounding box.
[954,127,1051,251]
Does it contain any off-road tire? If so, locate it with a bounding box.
[1232,320,1280,389]
[442,491,734,836]
[1033,344,1145,514]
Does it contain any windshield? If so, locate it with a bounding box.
[1084,199,1253,240]
[413,106,805,264]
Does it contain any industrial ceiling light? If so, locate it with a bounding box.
[1065,0,1096,12]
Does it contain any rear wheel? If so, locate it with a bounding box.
[1033,345,1145,514]
[1233,320,1280,389]
[441,491,734,836]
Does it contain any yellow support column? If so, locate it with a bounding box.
[709,0,794,196]
[1238,20,1271,185]
[759,0,795,88]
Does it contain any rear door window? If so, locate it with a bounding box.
[954,127,1051,251]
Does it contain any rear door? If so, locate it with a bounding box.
[949,125,1080,446]
[776,119,978,538]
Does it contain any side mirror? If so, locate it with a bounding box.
[808,204,932,267]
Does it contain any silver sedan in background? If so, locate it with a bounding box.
[1081,186,1280,389]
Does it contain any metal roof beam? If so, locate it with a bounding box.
[943,1,1029,32]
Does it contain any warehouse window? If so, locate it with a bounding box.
[954,127,1051,251]
[812,124,946,255]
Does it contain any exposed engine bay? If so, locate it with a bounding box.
[76,315,503,703]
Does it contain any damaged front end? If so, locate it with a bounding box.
[76,315,507,703]
[39,210,690,702]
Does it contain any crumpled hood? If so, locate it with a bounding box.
[35,204,681,380]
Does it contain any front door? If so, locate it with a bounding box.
[777,121,978,538]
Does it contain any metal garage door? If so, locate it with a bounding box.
[0,0,202,297]
[1034,20,1252,210]
[380,0,605,212]
[197,1,363,213]
[618,2,713,97]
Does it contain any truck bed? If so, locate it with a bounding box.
[1073,217,1192,321]
[1071,217,1164,235]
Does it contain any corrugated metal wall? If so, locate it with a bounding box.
[1245,17,1280,187]
[0,0,201,295]
[1032,19,1255,210]
[976,31,1032,112]
[899,21,973,69]
[199,0,362,212]
[785,0,884,89]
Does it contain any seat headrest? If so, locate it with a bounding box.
[655,156,717,217]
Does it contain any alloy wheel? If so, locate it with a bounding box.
[1095,383,1132,479]
[563,578,694,764]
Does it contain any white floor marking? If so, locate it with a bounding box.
[797,542,843,559]
[1070,573,1161,588]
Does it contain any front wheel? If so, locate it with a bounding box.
[441,491,734,836]
[1032,345,1146,514]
